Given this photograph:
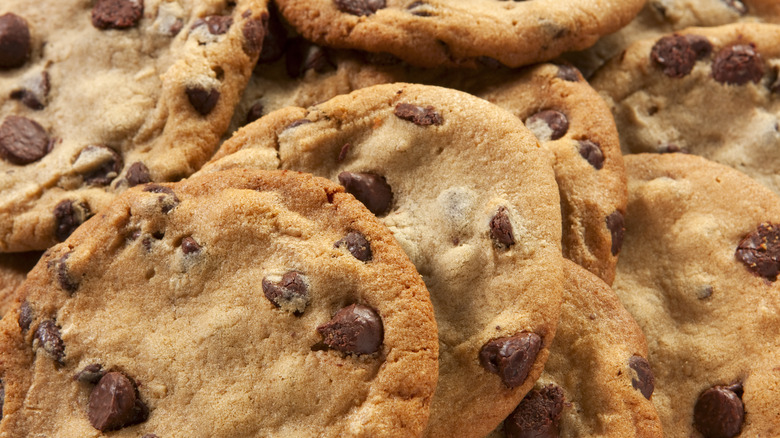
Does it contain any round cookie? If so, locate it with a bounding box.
[487,260,663,438]
[273,0,645,68]
[564,0,780,77]
[613,153,780,437]
[0,168,439,437]
[592,23,780,195]
[0,252,40,317]
[238,37,627,284]
[206,83,565,437]
[0,0,269,252]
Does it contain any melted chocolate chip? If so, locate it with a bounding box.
[556,64,581,82]
[629,355,655,399]
[242,15,266,55]
[181,237,201,254]
[0,13,31,69]
[317,304,383,355]
[490,206,515,248]
[712,44,765,85]
[337,172,393,216]
[36,320,65,364]
[262,271,310,314]
[694,384,744,438]
[687,35,714,59]
[91,0,144,30]
[285,39,334,78]
[606,211,625,256]
[18,300,33,332]
[10,71,50,110]
[52,251,79,293]
[88,372,149,431]
[193,15,233,35]
[525,110,569,142]
[74,364,106,384]
[245,102,264,125]
[479,333,542,388]
[504,384,565,438]
[257,6,286,64]
[335,231,372,262]
[0,116,53,165]
[333,0,386,16]
[651,34,699,78]
[54,200,91,242]
[126,162,151,187]
[735,222,780,281]
[186,86,220,116]
[79,145,124,186]
[578,140,604,170]
[394,103,443,126]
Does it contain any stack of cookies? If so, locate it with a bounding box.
[1,1,778,437]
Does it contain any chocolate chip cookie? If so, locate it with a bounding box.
[0,168,439,437]
[206,83,565,437]
[239,36,627,283]
[592,23,780,196]
[613,153,780,437]
[0,0,269,252]
[487,260,663,438]
[273,0,645,68]
[0,252,40,317]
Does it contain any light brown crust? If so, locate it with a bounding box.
[0,252,40,317]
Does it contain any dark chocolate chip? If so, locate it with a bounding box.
[245,102,264,125]
[687,34,714,60]
[394,103,443,126]
[698,285,714,300]
[143,184,179,213]
[606,211,625,256]
[286,118,311,130]
[193,15,233,35]
[503,384,565,438]
[722,0,748,14]
[335,231,372,262]
[333,0,386,16]
[51,251,79,293]
[242,15,266,55]
[0,13,31,69]
[54,200,91,242]
[126,162,151,187]
[525,110,569,142]
[78,145,124,186]
[88,372,149,431]
[712,44,765,85]
[651,34,699,78]
[74,364,106,384]
[181,237,201,254]
[10,71,50,110]
[18,300,33,332]
[186,86,220,116]
[735,222,780,281]
[285,39,334,78]
[490,206,515,248]
[36,320,65,364]
[337,143,351,162]
[257,6,286,64]
[694,385,744,438]
[479,333,542,388]
[262,271,310,314]
[578,140,604,170]
[91,0,144,30]
[317,304,383,355]
[407,1,435,17]
[337,172,393,216]
[629,355,655,399]
[556,64,581,82]
[0,116,53,165]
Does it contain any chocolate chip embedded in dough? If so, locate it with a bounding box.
[394,103,443,126]
[180,237,202,255]
[490,206,515,248]
[479,333,542,388]
[257,7,286,63]
[285,40,334,78]
[578,140,604,170]
[337,172,394,216]
[693,384,744,438]
[245,102,264,125]
[262,271,310,314]
[286,118,312,130]
[18,300,33,332]
[503,384,565,438]
[606,211,625,256]
[712,44,765,86]
[333,0,386,16]
[407,1,435,17]
[525,110,569,142]
[0,116,53,165]
[10,71,50,110]
[35,320,65,364]
[77,145,124,186]
[74,364,106,384]
[686,34,713,60]
[88,372,149,431]
[143,184,180,213]
[91,0,144,30]
[335,232,372,262]
[556,64,581,82]
[735,222,780,281]
[126,162,151,187]
[54,200,92,242]
[629,355,655,399]
[192,15,233,35]
[0,13,31,69]
[51,251,79,293]
[186,86,220,116]
[242,15,266,55]
[317,304,384,355]
[651,34,698,78]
